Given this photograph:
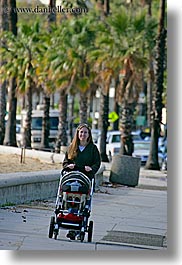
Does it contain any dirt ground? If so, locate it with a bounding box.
[0,154,62,174]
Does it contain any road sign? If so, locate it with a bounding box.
[108,112,119,123]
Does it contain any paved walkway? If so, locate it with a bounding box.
[0,185,167,250]
[0,165,167,250]
[0,145,167,250]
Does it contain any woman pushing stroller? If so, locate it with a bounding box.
[63,123,101,181]
[48,124,101,241]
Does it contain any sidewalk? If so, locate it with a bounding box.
[0,146,167,249]
[102,162,167,191]
[20,164,167,250]
[0,183,167,250]
[92,185,167,249]
[0,171,167,250]
[90,163,167,249]
[0,181,167,250]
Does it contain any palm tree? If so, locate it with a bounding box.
[110,8,153,155]
[55,89,68,152]
[68,16,97,123]
[89,17,115,160]
[48,0,56,27]
[47,15,97,152]
[87,0,112,161]
[3,0,18,146]
[139,0,157,129]
[117,56,144,155]
[0,0,8,144]
[95,0,110,17]
[92,7,147,157]
[95,68,112,161]
[41,22,70,152]
[35,24,68,152]
[145,0,167,169]
[1,23,42,148]
[40,0,57,150]
[40,91,50,149]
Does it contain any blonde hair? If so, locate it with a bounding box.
[68,124,93,160]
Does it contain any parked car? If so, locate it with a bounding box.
[105,130,145,161]
[97,130,165,166]
[144,136,167,150]
[131,130,145,141]
[132,140,151,165]
[97,130,143,161]
[133,140,166,167]
[106,131,121,161]
[104,132,165,167]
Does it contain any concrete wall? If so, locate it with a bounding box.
[0,170,60,205]
[0,167,105,206]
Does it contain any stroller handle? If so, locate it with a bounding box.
[61,165,91,176]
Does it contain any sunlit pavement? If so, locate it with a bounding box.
[0,180,167,250]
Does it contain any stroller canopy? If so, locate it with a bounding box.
[60,171,91,193]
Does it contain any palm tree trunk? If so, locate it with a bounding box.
[113,75,120,130]
[104,0,110,16]
[8,0,17,35]
[145,119,160,169]
[0,80,6,144]
[40,0,56,150]
[79,92,88,124]
[48,0,56,27]
[145,0,166,169]
[96,0,110,17]
[0,0,8,144]
[23,86,32,148]
[145,0,154,129]
[41,92,50,149]
[68,95,74,141]
[55,90,68,153]
[3,0,17,146]
[147,59,153,127]
[119,102,134,156]
[118,60,135,156]
[99,89,109,162]
[3,78,17,146]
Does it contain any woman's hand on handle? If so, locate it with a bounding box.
[67,164,75,170]
[85,166,92,172]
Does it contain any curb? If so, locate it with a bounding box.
[95,240,166,250]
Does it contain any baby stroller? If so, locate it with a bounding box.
[48,167,94,242]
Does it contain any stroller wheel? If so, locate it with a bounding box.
[54,229,58,240]
[80,231,85,242]
[88,220,93,242]
[48,216,55,238]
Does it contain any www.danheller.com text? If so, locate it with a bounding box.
[1,5,89,14]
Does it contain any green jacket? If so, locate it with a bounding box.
[63,142,101,179]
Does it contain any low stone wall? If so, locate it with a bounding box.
[0,170,60,206]
[0,165,105,206]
